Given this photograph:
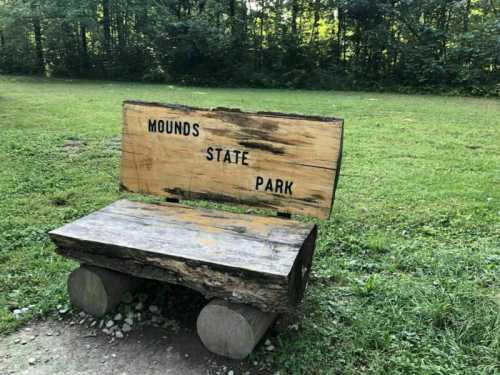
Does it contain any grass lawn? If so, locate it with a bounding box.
[0,75,499,374]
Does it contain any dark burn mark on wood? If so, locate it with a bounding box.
[261,121,279,132]
[124,100,343,124]
[238,141,285,155]
[311,193,325,200]
[119,183,131,192]
[256,110,343,123]
[287,162,336,171]
[164,187,276,209]
[213,107,242,113]
[205,127,230,136]
[330,121,344,214]
[239,128,304,147]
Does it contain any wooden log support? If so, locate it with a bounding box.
[197,299,277,359]
[68,265,140,317]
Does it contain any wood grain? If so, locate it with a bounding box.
[121,101,343,219]
[49,199,317,312]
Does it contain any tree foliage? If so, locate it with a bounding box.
[0,0,498,94]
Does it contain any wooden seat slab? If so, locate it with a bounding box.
[49,199,317,313]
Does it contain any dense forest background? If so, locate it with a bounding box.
[0,0,499,95]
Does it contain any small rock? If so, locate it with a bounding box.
[149,305,160,314]
[102,328,110,335]
[13,339,20,344]
[29,335,36,341]
[114,313,123,321]
[122,324,132,333]
[124,317,133,326]
[151,316,164,324]
[228,371,234,375]
[85,344,91,350]
[184,353,189,358]
[79,319,86,325]
[135,302,143,311]
[90,321,97,328]
[264,339,271,346]
[115,331,124,339]
[106,320,114,328]
[79,311,86,318]
[21,340,28,345]
[266,345,275,351]
[46,331,53,336]
[28,358,36,365]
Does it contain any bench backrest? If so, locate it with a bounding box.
[120,101,343,219]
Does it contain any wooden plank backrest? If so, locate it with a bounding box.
[120,101,343,219]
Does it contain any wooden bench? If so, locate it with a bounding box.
[49,101,344,358]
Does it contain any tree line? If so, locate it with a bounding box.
[0,1,499,95]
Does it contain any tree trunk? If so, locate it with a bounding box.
[229,0,235,36]
[310,0,320,44]
[80,23,89,71]
[33,17,44,74]
[102,0,111,56]
[463,0,471,32]
[337,7,343,63]
[291,0,298,35]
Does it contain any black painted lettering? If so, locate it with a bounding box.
[206,147,213,161]
[233,150,241,164]
[192,123,200,137]
[183,122,190,136]
[255,176,264,190]
[285,180,294,195]
[215,148,223,161]
[242,151,249,166]
[165,120,173,133]
[265,179,274,192]
[158,119,165,133]
[275,179,284,194]
[148,119,157,132]
[223,150,232,163]
[174,121,183,134]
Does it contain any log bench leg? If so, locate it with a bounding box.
[196,299,277,359]
[68,265,140,317]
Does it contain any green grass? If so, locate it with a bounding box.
[0,75,499,374]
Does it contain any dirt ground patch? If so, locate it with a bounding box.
[0,319,262,375]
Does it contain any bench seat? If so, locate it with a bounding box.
[49,199,317,313]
